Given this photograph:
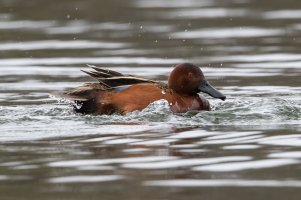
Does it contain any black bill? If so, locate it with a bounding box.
[198,80,226,101]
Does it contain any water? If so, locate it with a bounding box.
[0,0,301,199]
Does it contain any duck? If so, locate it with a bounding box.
[57,63,226,115]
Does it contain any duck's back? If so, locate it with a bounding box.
[60,66,166,114]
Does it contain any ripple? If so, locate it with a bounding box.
[103,138,142,145]
[11,165,38,170]
[48,156,177,168]
[0,20,56,29]
[263,10,301,19]
[130,138,178,146]
[81,136,118,143]
[233,61,301,69]
[223,145,260,150]
[206,131,261,140]
[0,57,183,66]
[76,166,115,171]
[133,0,213,8]
[0,66,172,77]
[0,40,128,51]
[123,156,251,169]
[269,151,301,158]
[48,175,124,183]
[166,8,248,19]
[171,27,283,39]
[257,135,301,147]
[193,159,299,172]
[0,120,173,142]
[144,179,301,187]
[209,53,301,62]
[45,21,132,34]
[199,135,263,145]
[0,175,32,181]
[199,67,282,77]
[167,130,217,139]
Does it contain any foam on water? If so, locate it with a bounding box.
[0,93,300,141]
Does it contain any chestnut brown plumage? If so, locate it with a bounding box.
[56,63,226,115]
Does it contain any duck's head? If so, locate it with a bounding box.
[168,63,226,100]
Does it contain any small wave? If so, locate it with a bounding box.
[0,95,300,141]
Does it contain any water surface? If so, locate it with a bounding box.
[0,0,301,199]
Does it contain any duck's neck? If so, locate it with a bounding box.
[168,92,210,113]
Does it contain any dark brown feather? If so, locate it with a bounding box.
[82,65,157,88]
[87,64,124,77]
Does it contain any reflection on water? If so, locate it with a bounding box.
[0,0,301,199]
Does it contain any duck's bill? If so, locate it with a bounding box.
[198,80,226,101]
